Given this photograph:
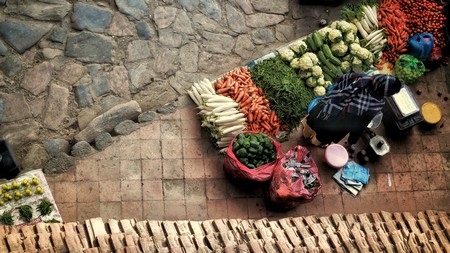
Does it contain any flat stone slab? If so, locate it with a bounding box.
[74,100,142,143]
[115,0,148,20]
[42,84,69,131]
[4,0,71,21]
[0,93,31,123]
[72,2,113,33]
[0,19,53,53]
[65,31,115,64]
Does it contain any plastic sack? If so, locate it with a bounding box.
[425,46,444,70]
[223,132,282,183]
[393,54,425,84]
[341,161,370,185]
[408,33,434,61]
[267,145,322,210]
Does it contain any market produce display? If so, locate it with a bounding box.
[250,56,314,132]
[341,2,386,57]
[187,0,448,153]
[187,78,247,152]
[0,169,62,226]
[231,132,277,169]
[213,67,281,136]
[377,0,409,63]
[394,54,426,84]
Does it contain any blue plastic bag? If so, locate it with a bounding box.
[408,33,434,61]
[341,161,370,185]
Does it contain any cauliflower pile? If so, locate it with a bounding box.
[277,20,376,97]
[322,20,374,73]
[288,51,331,97]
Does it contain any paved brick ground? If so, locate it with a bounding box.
[46,65,450,223]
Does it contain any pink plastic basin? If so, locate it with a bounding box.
[325,144,348,169]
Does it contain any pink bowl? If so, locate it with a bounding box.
[325,144,348,169]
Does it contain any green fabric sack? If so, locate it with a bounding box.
[394,54,425,84]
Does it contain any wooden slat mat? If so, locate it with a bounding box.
[0,210,448,252]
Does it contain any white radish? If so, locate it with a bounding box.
[187,90,201,106]
[214,113,245,124]
[212,103,239,113]
[201,79,216,94]
[219,147,228,153]
[205,101,238,109]
[355,21,368,39]
[365,29,384,41]
[200,94,219,99]
[214,109,240,117]
[206,96,235,103]
[218,136,234,142]
[193,82,207,95]
[221,125,245,135]
[191,87,203,106]
[365,32,384,47]
[216,118,247,126]
[362,5,378,28]
[359,18,371,34]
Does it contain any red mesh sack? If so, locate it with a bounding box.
[267,145,322,210]
[223,132,282,183]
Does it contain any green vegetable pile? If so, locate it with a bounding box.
[37,198,53,216]
[0,211,14,226]
[394,54,425,84]
[232,132,277,169]
[18,205,33,222]
[250,56,315,131]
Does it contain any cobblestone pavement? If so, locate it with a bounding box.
[0,0,449,222]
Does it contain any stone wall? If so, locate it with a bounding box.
[0,0,344,174]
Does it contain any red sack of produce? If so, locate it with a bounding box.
[267,145,321,210]
[223,132,282,183]
[425,46,444,70]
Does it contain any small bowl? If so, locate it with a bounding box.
[324,144,348,169]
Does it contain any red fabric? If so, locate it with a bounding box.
[267,145,322,210]
[223,134,282,183]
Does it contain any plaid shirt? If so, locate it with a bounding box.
[317,73,401,120]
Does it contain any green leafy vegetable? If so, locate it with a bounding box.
[250,55,315,131]
[37,198,53,216]
[0,211,14,226]
[18,205,33,222]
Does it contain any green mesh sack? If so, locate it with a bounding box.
[394,54,425,84]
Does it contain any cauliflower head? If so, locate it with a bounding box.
[344,32,357,43]
[355,47,372,60]
[351,57,364,73]
[299,70,313,79]
[311,65,323,78]
[289,40,308,54]
[331,41,348,57]
[278,47,295,62]
[306,76,318,88]
[290,58,302,69]
[316,76,325,86]
[340,60,351,73]
[314,86,327,97]
[327,29,343,43]
[335,20,354,34]
[323,81,333,88]
[318,27,332,40]
[302,52,320,65]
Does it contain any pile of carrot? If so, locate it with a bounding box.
[213,66,282,136]
[398,0,447,49]
[378,0,409,64]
